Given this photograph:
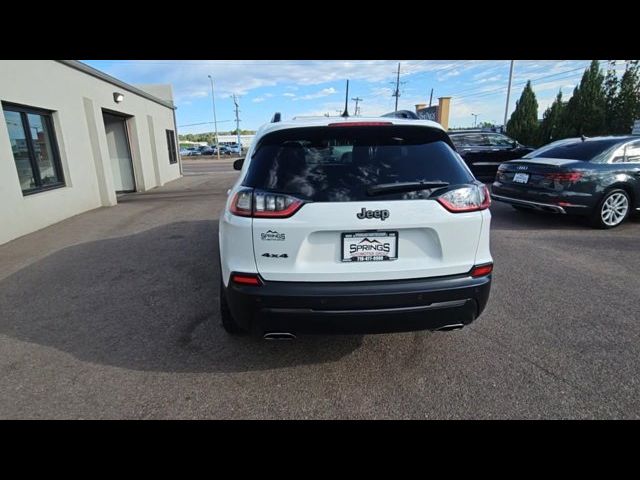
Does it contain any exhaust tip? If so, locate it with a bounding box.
[263,332,297,340]
[435,323,464,332]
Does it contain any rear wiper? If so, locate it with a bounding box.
[366,181,449,196]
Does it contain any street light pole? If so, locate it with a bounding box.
[207,75,221,161]
[503,60,514,131]
[472,113,479,128]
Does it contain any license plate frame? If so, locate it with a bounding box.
[341,231,398,262]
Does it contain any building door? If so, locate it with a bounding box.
[103,112,135,192]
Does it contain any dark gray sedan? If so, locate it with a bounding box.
[492,136,640,228]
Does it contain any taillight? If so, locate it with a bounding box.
[544,172,583,183]
[229,188,305,218]
[229,189,253,217]
[470,263,493,277]
[436,185,491,213]
[231,273,262,286]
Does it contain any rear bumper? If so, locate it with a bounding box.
[224,273,492,336]
[491,182,594,215]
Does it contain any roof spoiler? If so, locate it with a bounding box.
[381,110,419,119]
[271,112,281,123]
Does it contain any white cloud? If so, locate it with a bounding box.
[293,87,337,101]
[252,97,265,103]
[477,74,503,84]
[283,92,296,97]
[440,69,461,79]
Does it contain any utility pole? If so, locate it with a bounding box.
[472,113,479,128]
[392,62,401,112]
[428,88,434,107]
[232,95,241,152]
[207,75,221,160]
[503,60,514,131]
[352,96,363,116]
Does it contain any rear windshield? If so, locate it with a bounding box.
[243,126,473,202]
[525,139,623,161]
[449,133,485,147]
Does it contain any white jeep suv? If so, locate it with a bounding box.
[218,116,492,338]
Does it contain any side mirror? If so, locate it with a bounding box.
[233,158,244,171]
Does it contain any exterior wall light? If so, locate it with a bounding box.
[113,92,124,103]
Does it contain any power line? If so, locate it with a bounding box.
[178,120,232,128]
[454,67,590,101]
[447,64,591,99]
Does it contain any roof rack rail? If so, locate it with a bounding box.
[381,110,419,119]
[271,112,281,123]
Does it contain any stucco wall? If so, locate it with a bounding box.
[0,61,181,245]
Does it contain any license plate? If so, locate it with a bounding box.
[513,172,530,184]
[342,231,398,262]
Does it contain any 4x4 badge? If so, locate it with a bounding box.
[262,253,288,258]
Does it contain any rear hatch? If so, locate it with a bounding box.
[242,124,488,282]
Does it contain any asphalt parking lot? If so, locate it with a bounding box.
[1,158,639,419]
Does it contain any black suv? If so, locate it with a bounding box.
[448,130,534,181]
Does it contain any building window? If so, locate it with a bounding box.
[166,129,177,164]
[2,103,65,195]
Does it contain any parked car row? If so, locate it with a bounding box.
[179,143,244,156]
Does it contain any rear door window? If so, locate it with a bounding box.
[244,125,474,202]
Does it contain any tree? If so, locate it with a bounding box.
[611,60,640,134]
[539,90,566,145]
[604,60,619,132]
[506,80,539,146]
[562,60,607,137]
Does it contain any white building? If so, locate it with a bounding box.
[0,60,182,245]
[217,134,255,148]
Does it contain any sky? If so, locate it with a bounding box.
[82,60,628,134]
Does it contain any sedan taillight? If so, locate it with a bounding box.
[229,188,305,218]
[544,172,583,183]
[436,185,491,213]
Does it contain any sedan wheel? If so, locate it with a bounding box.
[592,189,630,228]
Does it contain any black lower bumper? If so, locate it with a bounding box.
[224,273,492,336]
[491,182,594,215]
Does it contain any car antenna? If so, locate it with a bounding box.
[581,134,587,142]
[341,79,350,117]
